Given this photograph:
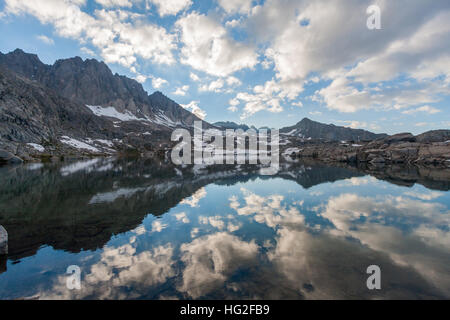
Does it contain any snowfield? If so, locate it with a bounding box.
[282,129,298,136]
[60,136,100,152]
[86,105,183,128]
[27,143,45,152]
[153,110,182,127]
[86,105,145,122]
[94,139,114,147]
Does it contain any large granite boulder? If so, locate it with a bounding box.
[0,225,7,255]
[383,133,416,144]
[0,149,23,165]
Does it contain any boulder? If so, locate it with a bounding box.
[0,225,7,255]
[383,133,416,144]
[0,149,23,165]
[0,150,13,161]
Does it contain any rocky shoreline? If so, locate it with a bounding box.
[286,130,450,167]
[1,130,449,167]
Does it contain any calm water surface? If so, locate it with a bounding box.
[0,158,449,299]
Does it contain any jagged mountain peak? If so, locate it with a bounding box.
[149,91,181,110]
[297,117,314,125]
[0,49,206,128]
[149,90,173,103]
[9,48,41,60]
[0,48,47,80]
[151,90,165,97]
[53,56,112,73]
[55,55,83,64]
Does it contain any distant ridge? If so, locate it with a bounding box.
[280,118,387,141]
[213,121,258,131]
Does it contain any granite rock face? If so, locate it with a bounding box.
[0,66,121,158]
[0,66,183,160]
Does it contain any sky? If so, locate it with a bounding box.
[0,0,449,134]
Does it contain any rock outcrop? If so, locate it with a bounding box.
[0,66,125,159]
[288,131,450,166]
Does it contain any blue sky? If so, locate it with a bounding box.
[0,0,449,134]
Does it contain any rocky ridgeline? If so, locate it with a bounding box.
[280,117,387,141]
[288,131,450,166]
[0,49,202,127]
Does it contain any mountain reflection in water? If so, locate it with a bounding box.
[0,158,448,300]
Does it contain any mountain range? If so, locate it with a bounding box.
[0,49,201,127]
[0,49,398,161]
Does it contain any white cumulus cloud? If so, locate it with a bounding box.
[148,0,192,17]
[37,34,54,44]
[181,101,207,120]
[176,12,258,77]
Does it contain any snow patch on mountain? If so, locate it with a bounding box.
[86,105,146,122]
[60,136,100,152]
[93,139,114,147]
[87,105,184,129]
[153,110,183,128]
[27,143,45,152]
[282,129,298,136]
